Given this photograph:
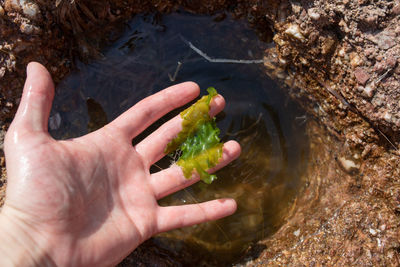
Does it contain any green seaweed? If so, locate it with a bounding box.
[165,87,223,184]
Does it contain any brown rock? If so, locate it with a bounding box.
[363,14,377,25]
[395,65,400,74]
[354,67,370,85]
[373,61,385,73]
[321,36,336,55]
[376,33,396,50]
[386,56,397,69]
[393,2,400,15]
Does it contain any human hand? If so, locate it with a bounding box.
[0,62,240,266]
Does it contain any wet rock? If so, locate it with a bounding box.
[338,157,360,174]
[13,40,30,53]
[0,68,5,79]
[354,67,370,85]
[5,0,41,20]
[20,21,39,34]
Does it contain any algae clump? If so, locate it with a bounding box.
[165,87,223,184]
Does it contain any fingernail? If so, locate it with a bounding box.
[209,95,225,116]
[26,62,33,77]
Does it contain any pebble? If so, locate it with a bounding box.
[291,2,302,14]
[363,47,375,57]
[373,61,385,73]
[354,67,370,85]
[293,229,300,237]
[393,2,400,15]
[20,21,34,34]
[5,0,40,20]
[338,47,346,57]
[337,157,360,173]
[0,5,4,16]
[307,8,321,20]
[369,228,377,236]
[0,67,5,78]
[350,53,362,67]
[339,19,350,33]
[363,14,378,26]
[22,0,40,20]
[383,111,392,123]
[362,83,375,98]
[285,24,305,41]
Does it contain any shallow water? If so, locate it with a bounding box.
[49,12,309,263]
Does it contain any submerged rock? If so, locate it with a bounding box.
[5,0,41,20]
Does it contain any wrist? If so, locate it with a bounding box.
[0,206,55,267]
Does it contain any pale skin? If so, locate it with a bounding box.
[0,62,241,266]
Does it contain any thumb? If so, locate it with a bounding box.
[12,62,55,133]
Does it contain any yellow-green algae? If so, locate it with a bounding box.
[165,87,223,184]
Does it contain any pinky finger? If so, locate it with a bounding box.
[156,198,237,233]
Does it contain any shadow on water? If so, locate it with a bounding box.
[49,11,309,264]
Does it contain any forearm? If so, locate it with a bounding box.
[0,208,54,267]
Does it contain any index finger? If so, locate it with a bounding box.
[107,82,200,141]
[135,94,225,167]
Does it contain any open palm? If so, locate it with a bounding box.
[1,63,240,266]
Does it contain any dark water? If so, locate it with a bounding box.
[49,12,308,263]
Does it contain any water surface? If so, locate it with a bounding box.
[50,12,309,263]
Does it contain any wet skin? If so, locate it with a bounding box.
[0,62,240,266]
